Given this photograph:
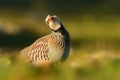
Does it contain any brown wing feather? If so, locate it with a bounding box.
[20,46,32,63]
[20,35,50,64]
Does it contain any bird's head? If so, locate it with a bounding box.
[45,15,62,31]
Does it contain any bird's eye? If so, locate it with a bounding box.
[51,17,53,20]
[48,16,53,21]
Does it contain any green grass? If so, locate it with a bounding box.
[0,50,120,80]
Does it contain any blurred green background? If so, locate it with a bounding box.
[0,0,120,80]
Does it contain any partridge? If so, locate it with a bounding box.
[20,15,70,66]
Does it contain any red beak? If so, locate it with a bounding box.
[48,16,53,21]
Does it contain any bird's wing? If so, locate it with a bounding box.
[20,35,50,65]
[20,46,32,62]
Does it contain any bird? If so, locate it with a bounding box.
[20,15,70,67]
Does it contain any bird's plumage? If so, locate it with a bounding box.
[20,15,70,66]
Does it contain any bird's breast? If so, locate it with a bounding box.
[47,33,66,61]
